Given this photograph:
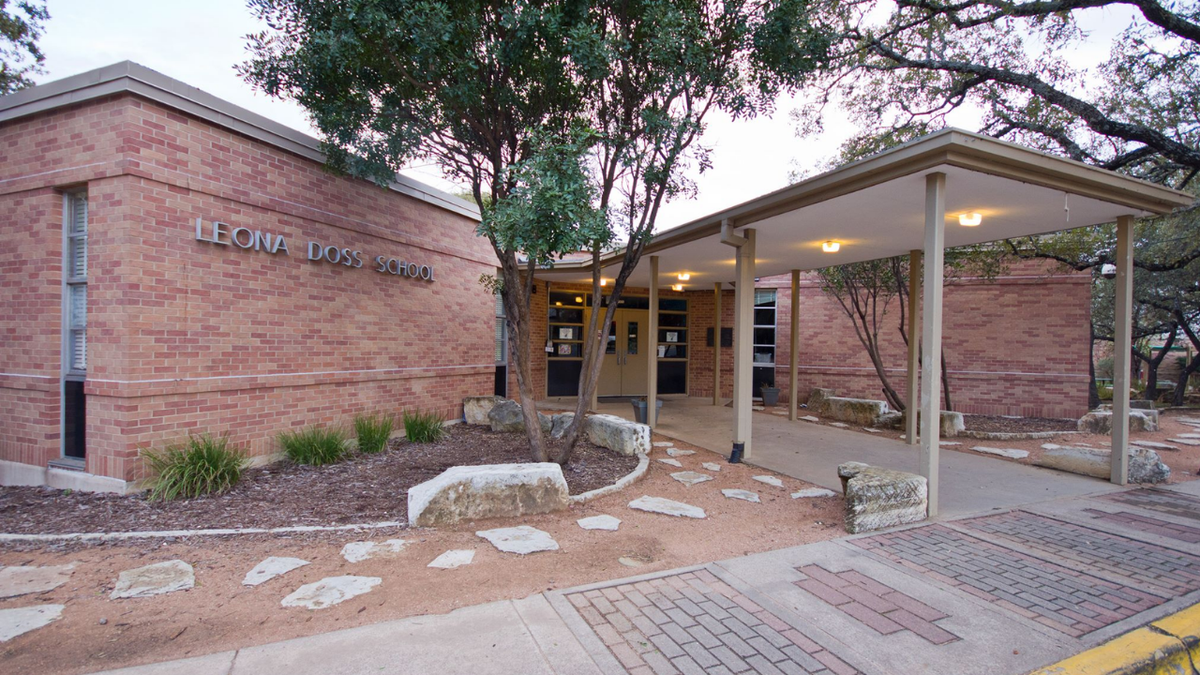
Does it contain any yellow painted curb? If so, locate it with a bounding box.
[1028,602,1200,675]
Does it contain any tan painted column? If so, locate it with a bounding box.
[920,173,946,517]
[732,229,757,459]
[713,282,722,406]
[906,250,921,445]
[1111,215,1135,485]
[789,269,800,421]
[647,256,660,430]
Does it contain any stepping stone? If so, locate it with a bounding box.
[652,441,674,447]
[111,560,194,599]
[243,557,309,587]
[1132,440,1179,451]
[752,475,785,488]
[792,488,836,499]
[970,446,1030,460]
[702,462,722,472]
[940,442,962,446]
[722,489,760,503]
[281,576,381,610]
[1177,433,1200,439]
[618,557,647,568]
[0,564,74,599]
[1170,438,1200,446]
[628,496,706,519]
[670,471,714,486]
[862,428,882,434]
[476,526,559,554]
[0,604,63,643]
[341,539,409,563]
[752,406,765,411]
[427,550,475,569]
[665,447,695,457]
[657,458,683,468]
[799,415,819,423]
[577,515,622,531]
[829,422,849,428]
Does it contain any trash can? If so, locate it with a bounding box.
[631,398,663,424]
[761,387,781,406]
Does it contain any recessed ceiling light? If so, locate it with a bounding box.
[671,284,683,292]
[555,301,562,306]
[959,212,982,227]
[677,273,691,281]
[574,296,583,303]
[822,241,841,253]
[599,278,607,287]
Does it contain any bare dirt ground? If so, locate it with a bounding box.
[0,433,844,675]
[0,425,637,535]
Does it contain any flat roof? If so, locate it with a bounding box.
[537,128,1194,286]
[0,61,481,221]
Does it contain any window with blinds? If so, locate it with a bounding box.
[65,192,88,373]
[495,294,507,365]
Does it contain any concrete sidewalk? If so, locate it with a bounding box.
[91,481,1200,675]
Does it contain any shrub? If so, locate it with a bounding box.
[278,425,350,466]
[403,410,446,443]
[354,412,394,454]
[141,435,248,501]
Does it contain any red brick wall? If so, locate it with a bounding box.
[0,94,496,481]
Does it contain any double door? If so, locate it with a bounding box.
[596,309,648,397]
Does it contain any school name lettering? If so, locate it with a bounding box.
[194,218,434,282]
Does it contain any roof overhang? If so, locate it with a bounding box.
[0,61,481,221]
[537,129,1194,287]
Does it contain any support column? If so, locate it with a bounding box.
[920,173,946,517]
[906,250,921,445]
[789,269,800,421]
[647,256,659,430]
[713,282,722,406]
[1111,215,1135,485]
[732,229,757,459]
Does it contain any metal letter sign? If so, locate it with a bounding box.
[194,218,434,282]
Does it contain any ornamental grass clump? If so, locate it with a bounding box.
[141,434,248,501]
[354,412,394,454]
[403,410,445,443]
[278,425,350,466]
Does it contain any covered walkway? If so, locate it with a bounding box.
[548,396,1121,518]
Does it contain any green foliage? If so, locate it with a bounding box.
[0,0,49,95]
[353,413,394,454]
[278,425,350,466]
[1096,382,1113,401]
[402,410,446,444]
[140,435,248,501]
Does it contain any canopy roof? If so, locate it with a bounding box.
[536,129,1193,287]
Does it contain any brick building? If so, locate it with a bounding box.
[1,63,1106,493]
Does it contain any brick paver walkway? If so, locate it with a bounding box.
[793,564,958,645]
[566,569,859,675]
[957,511,1200,596]
[1100,488,1200,522]
[1082,508,1200,544]
[852,524,1165,636]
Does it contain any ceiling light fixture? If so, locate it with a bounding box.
[574,296,583,303]
[677,273,691,281]
[958,212,982,227]
[671,284,683,292]
[822,241,841,253]
[599,278,607,287]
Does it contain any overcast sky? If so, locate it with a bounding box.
[35,0,1133,229]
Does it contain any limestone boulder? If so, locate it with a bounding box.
[873,411,903,429]
[838,462,928,534]
[487,400,551,434]
[585,414,650,457]
[940,411,965,437]
[463,396,504,425]
[807,388,835,414]
[823,396,889,426]
[1077,410,1159,434]
[1130,399,1156,411]
[407,463,569,527]
[1035,445,1169,483]
[550,413,575,439]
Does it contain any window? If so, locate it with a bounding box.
[494,294,507,365]
[65,192,88,374]
[752,288,776,396]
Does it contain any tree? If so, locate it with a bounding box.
[243,0,832,463]
[0,0,48,95]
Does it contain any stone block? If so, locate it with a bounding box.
[585,414,650,457]
[1130,399,1156,410]
[820,396,889,426]
[463,396,504,425]
[407,463,569,527]
[487,399,551,434]
[1035,445,1169,483]
[1077,410,1159,434]
[807,388,835,414]
[550,413,575,439]
[838,462,928,534]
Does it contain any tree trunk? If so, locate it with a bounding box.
[1088,322,1101,409]
[940,350,953,412]
[498,255,546,463]
[1134,324,1178,402]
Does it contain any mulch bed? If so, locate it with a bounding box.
[0,425,637,535]
[962,414,1078,433]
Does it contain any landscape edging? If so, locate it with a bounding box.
[569,453,649,505]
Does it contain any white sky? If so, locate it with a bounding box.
[35,0,1135,229]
